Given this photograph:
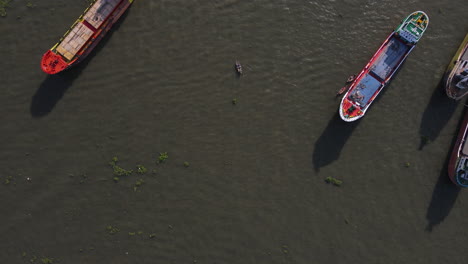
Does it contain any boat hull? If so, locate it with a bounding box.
[41,0,133,74]
[448,108,468,187]
[339,11,428,122]
[444,33,468,100]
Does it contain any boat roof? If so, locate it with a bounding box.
[396,11,428,44]
[55,0,122,61]
[347,73,382,107]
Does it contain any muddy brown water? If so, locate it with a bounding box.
[1,0,468,263]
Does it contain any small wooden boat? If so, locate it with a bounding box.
[444,33,468,100]
[339,11,429,122]
[448,107,468,187]
[41,0,134,74]
[235,60,242,75]
[336,74,356,96]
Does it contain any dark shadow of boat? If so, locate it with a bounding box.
[30,9,131,118]
[312,112,360,172]
[418,77,459,150]
[425,133,461,232]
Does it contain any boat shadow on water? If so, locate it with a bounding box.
[425,142,461,232]
[418,77,459,150]
[312,76,398,171]
[312,112,360,172]
[30,9,131,118]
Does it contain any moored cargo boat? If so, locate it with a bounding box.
[444,34,468,100]
[339,11,429,122]
[41,0,134,74]
[448,107,468,187]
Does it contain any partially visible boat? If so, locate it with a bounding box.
[41,0,134,74]
[339,11,429,122]
[235,60,243,75]
[448,107,468,187]
[336,74,356,96]
[444,33,468,100]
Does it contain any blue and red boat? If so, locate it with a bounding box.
[339,11,429,122]
[41,0,133,74]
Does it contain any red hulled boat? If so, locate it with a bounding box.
[339,11,429,122]
[41,0,134,74]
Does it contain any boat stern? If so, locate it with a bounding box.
[449,157,468,188]
[41,50,69,74]
[339,98,365,122]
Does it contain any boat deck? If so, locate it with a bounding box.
[55,0,122,61]
[348,74,382,106]
[347,35,410,107]
[370,37,410,80]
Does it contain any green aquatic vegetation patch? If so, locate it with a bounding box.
[136,164,147,174]
[4,176,13,185]
[158,152,169,163]
[133,178,144,191]
[109,157,133,177]
[113,165,132,176]
[106,225,120,234]
[41,257,54,264]
[0,0,12,17]
[325,176,342,186]
[183,161,190,167]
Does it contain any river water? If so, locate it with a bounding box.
[1,0,468,263]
